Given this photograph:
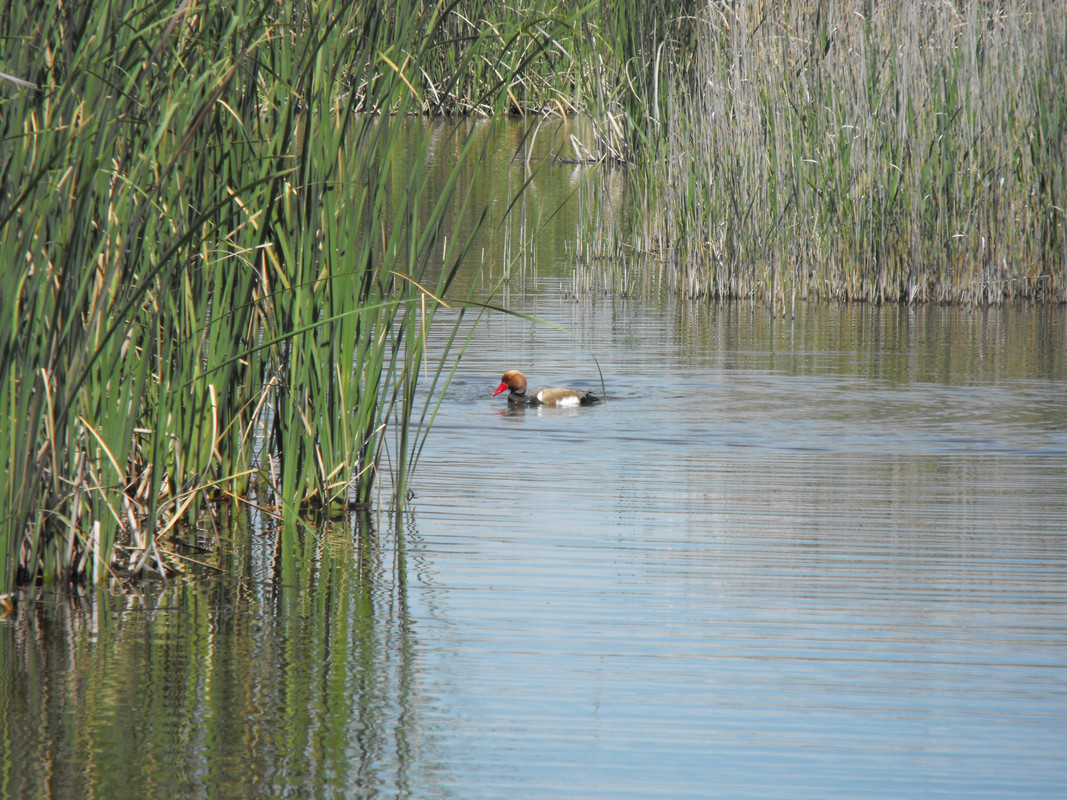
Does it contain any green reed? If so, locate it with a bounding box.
[0,0,568,592]
[585,0,1066,306]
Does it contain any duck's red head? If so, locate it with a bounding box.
[493,370,527,396]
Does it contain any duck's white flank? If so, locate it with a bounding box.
[537,390,580,407]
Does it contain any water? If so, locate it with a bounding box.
[408,297,1067,799]
[2,120,1066,798]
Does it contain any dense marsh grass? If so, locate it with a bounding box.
[587,0,1066,306]
[0,1,567,593]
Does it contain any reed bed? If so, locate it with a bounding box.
[0,0,569,593]
[587,0,1066,306]
[388,0,584,116]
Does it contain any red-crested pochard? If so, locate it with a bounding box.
[492,370,601,407]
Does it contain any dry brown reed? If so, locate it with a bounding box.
[590,0,1066,307]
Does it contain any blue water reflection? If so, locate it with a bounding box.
[405,293,1067,799]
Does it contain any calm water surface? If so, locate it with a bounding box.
[2,120,1066,799]
[408,296,1067,800]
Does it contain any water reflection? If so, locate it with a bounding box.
[406,294,1067,799]
[0,513,433,799]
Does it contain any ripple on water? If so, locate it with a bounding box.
[405,298,1067,799]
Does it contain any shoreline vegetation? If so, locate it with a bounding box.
[1,1,1063,594]
[598,2,1065,307]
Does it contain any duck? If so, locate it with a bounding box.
[492,370,601,407]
